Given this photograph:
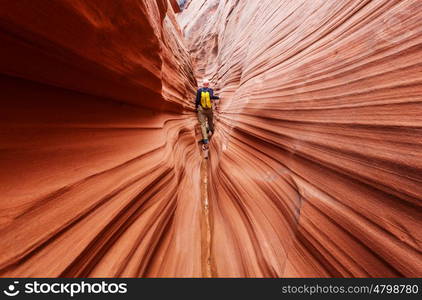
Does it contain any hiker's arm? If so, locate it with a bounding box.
[211,89,220,99]
[195,90,200,110]
[212,91,221,110]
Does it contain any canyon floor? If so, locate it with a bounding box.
[0,0,421,277]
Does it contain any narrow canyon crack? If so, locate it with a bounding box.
[200,158,212,277]
[195,115,213,277]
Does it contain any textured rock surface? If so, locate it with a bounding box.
[1,0,421,278]
[179,0,422,277]
[0,0,204,277]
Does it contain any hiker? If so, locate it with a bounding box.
[195,78,220,150]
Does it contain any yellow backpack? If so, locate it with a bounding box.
[200,91,212,108]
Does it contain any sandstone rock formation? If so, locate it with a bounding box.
[0,0,421,278]
[0,0,204,277]
[178,0,422,277]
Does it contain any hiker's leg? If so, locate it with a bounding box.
[207,110,214,133]
[197,107,208,142]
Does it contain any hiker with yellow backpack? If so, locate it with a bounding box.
[195,78,220,151]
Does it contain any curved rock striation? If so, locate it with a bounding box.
[179,0,422,277]
[0,0,204,277]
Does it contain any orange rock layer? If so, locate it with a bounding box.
[0,0,203,277]
[179,0,422,277]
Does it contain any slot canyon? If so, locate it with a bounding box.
[0,0,421,277]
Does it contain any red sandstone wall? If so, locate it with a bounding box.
[179,0,422,277]
[0,0,202,277]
